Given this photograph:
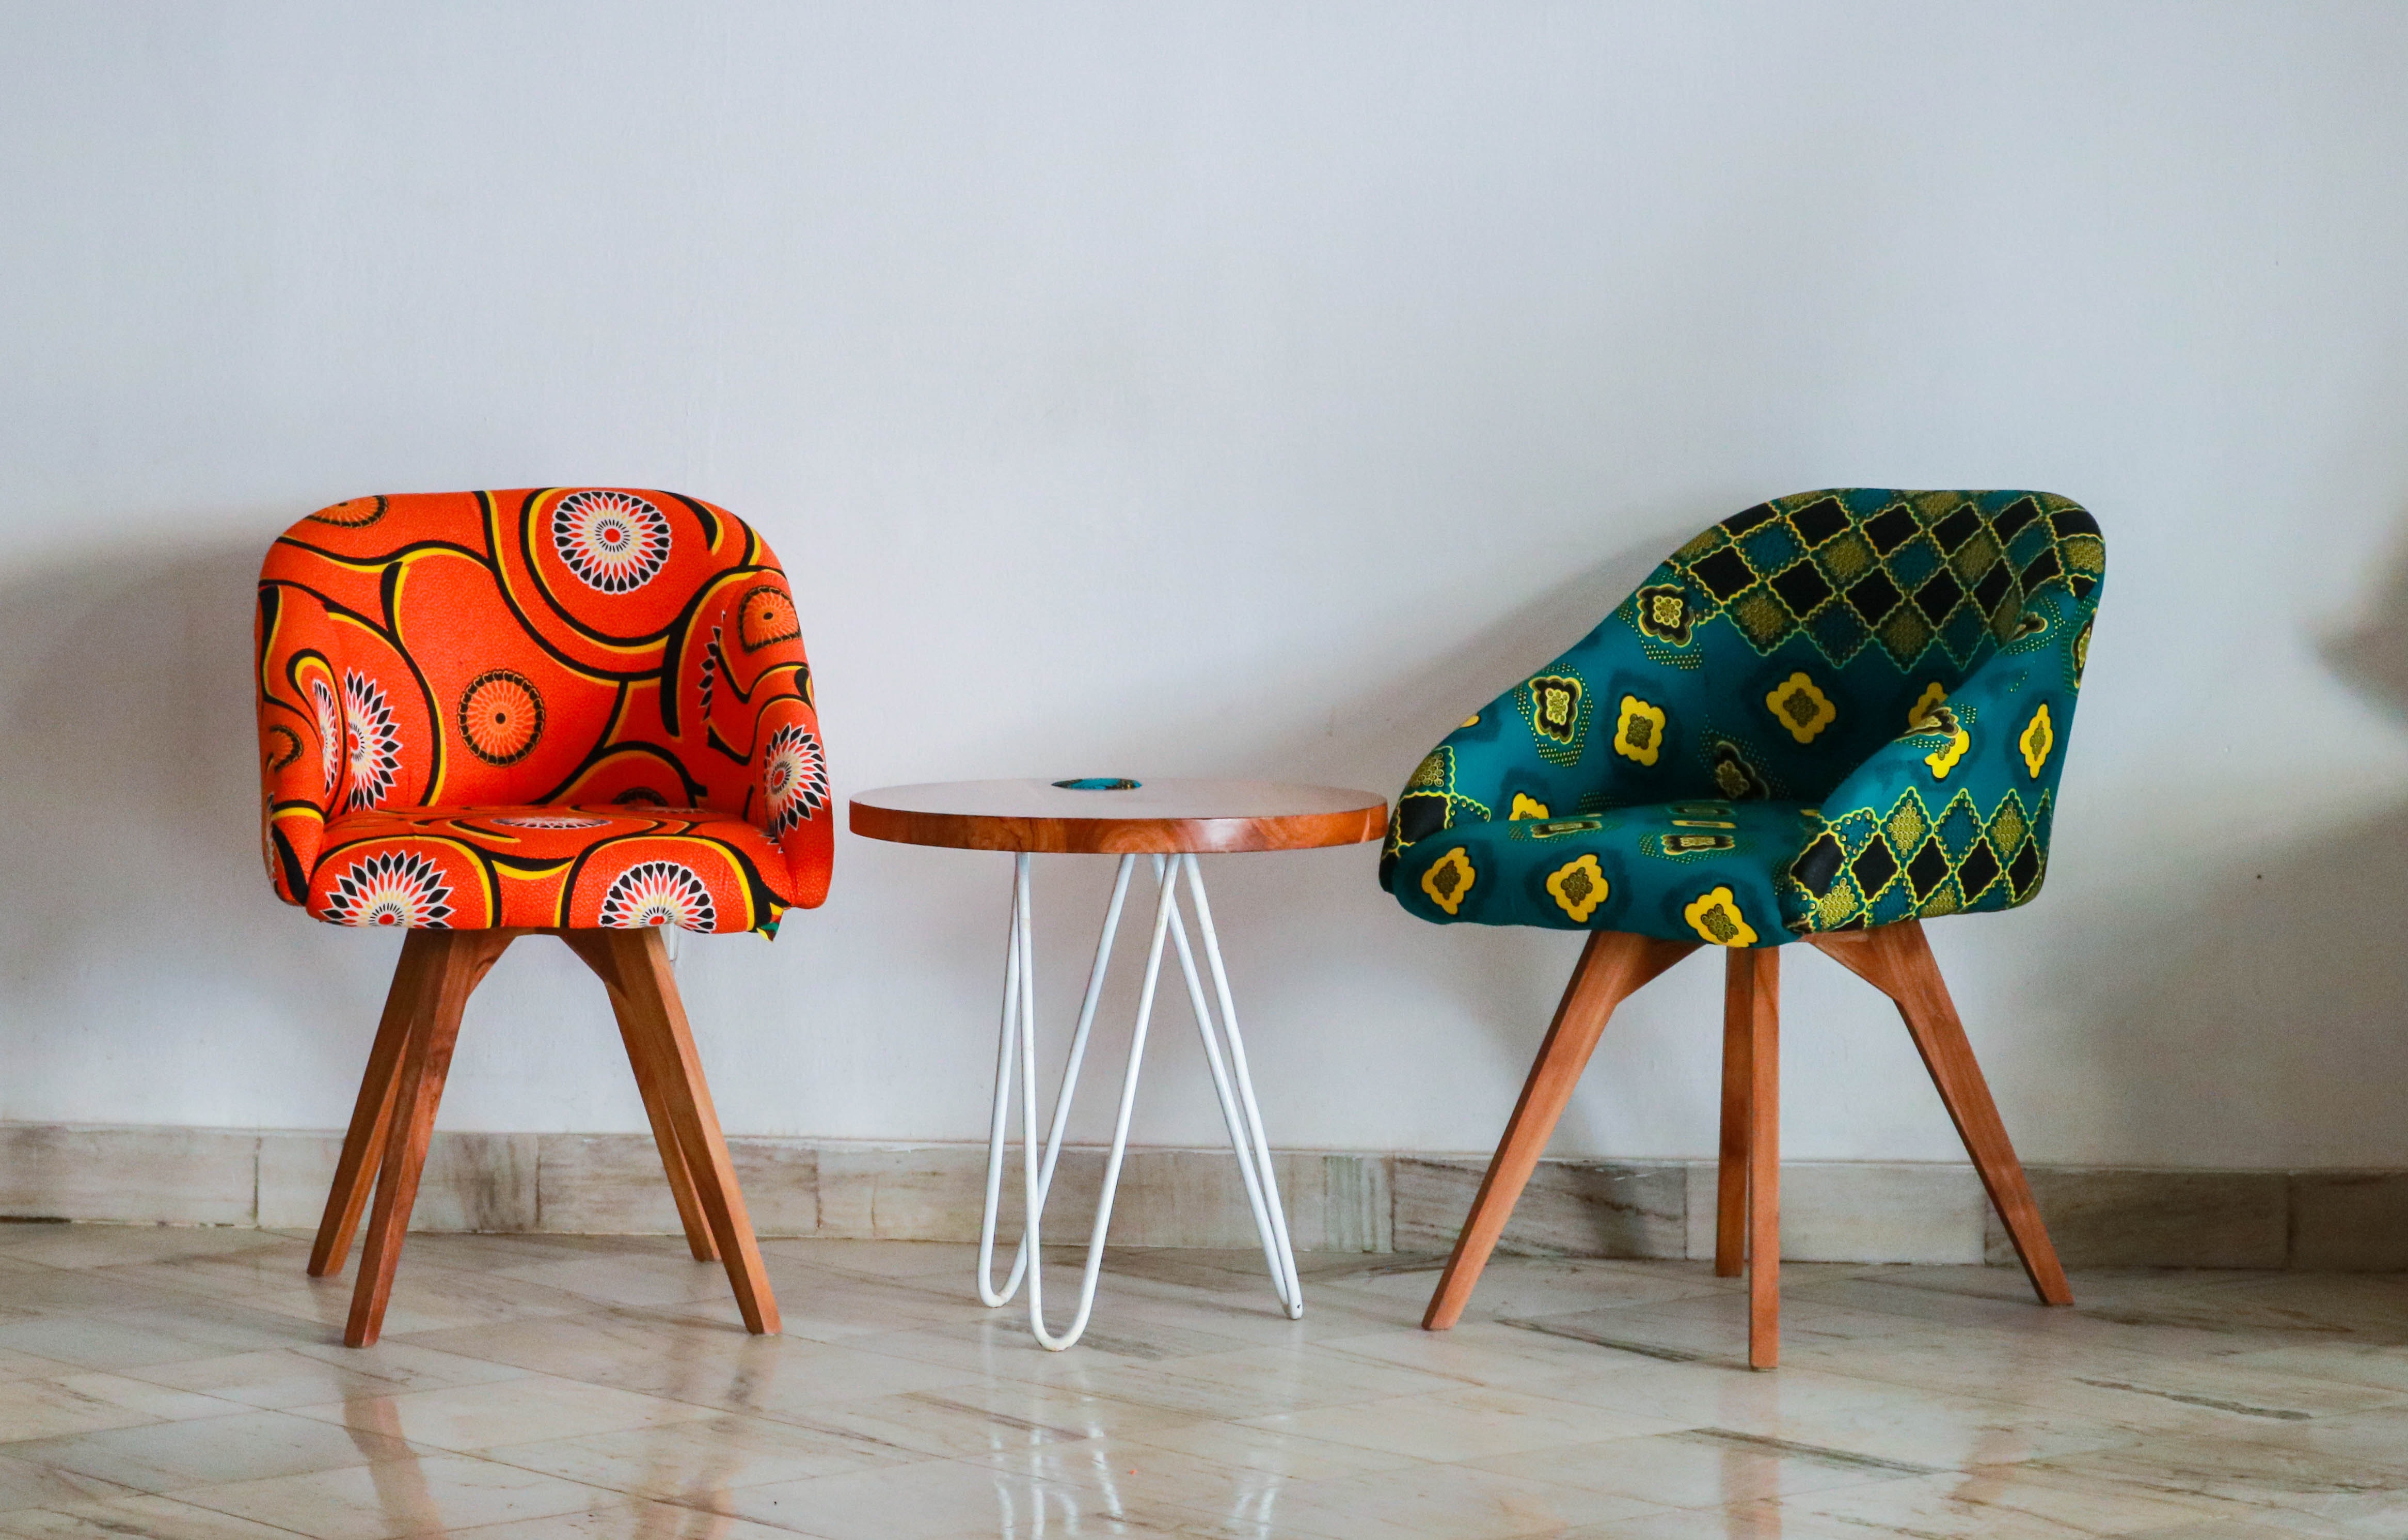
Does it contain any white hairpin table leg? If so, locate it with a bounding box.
[973,851,1305,1348]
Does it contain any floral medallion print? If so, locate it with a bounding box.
[2019,702,2054,777]
[1420,846,1476,916]
[738,583,801,652]
[310,678,341,797]
[551,490,672,593]
[1546,854,1609,922]
[489,811,611,829]
[341,670,402,812]
[457,669,545,766]
[1631,584,1694,646]
[762,723,829,839]
[599,860,719,932]
[1684,886,1757,948]
[1612,695,1666,766]
[1527,675,1582,746]
[323,850,453,928]
[1764,671,1837,744]
[263,726,302,773]
[307,495,386,528]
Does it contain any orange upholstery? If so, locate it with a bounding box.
[256,489,830,935]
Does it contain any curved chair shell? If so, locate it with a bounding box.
[1383,489,2103,947]
[256,488,832,936]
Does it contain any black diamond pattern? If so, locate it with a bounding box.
[1971,560,2014,615]
[1768,561,1834,616]
[1992,498,2041,540]
[1864,506,1919,554]
[1846,570,1903,624]
[2007,839,2041,898]
[1788,497,1850,547]
[1905,838,1952,899]
[1691,546,1757,601]
[1912,568,1965,623]
[1850,836,1900,898]
[2021,547,2062,587]
[1931,506,1983,553]
[1792,832,1844,895]
[1957,838,2001,899]
[1723,504,1779,536]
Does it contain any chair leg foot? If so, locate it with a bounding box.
[1714,952,1753,1279]
[1737,948,1780,1370]
[561,933,720,1263]
[345,931,514,1347]
[604,929,781,1335]
[311,933,438,1278]
[1423,932,1696,1332]
[1808,922,2072,1308]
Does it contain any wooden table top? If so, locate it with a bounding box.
[848,778,1389,855]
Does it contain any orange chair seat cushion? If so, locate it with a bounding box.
[306,805,799,934]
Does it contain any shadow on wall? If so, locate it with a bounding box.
[0,536,399,1119]
[2081,514,2408,1168]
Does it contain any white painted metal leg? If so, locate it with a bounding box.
[1021,857,1183,1348]
[972,849,1305,1348]
[976,855,1137,1308]
[1163,854,1303,1316]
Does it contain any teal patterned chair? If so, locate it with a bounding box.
[1389,489,2102,1368]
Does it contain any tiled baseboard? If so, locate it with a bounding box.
[1,1123,2400,1269]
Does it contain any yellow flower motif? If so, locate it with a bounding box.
[1613,695,1666,766]
[1462,714,1482,728]
[1765,672,1836,744]
[1926,726,1971,778]
[1907,681,1948,730]
[1684,886,1758,948]
[1546,854,1609,922]
[1420,847,1476,915]
[2019,702,2054,777]
[1508,793,1550,821]
[2073,621,2092,684]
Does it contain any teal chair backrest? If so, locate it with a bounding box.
[1382,489,2103,941]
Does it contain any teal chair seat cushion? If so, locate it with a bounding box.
[1388,798,1819,945]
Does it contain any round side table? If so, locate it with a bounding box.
[850,778,1386,1350]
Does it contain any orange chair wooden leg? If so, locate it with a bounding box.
[345,931,515,1347]
[1808,922,2072,1307]
[1737,948,1781,1369]
[605,930,780,1334]
[1423,932,1697,1331]
[310,931,438,1277]
[1714,952,1753,1279]
[560,933,719,1263]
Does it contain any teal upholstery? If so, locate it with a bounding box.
[1382,490,2104,946]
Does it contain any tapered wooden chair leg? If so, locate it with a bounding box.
[560,934,718,1263]
[346,931,515,1347]
[1809,923,2072,1307]
[605,930,780,1334]
[1737,948,1781,1369]
[1714,952,1753,1279]
[311,932,439,1277]
[1423,932,1696,1331]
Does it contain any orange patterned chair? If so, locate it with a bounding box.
[256,488,832,1344]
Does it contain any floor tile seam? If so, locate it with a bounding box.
[49,1490,331,1540]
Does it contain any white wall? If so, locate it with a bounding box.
[4,2,2406,1169]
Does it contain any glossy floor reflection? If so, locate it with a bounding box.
[0,1227,2399,1536]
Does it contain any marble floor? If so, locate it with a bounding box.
[0,1227,2400,1538]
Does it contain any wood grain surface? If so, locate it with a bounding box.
[850,778,1387,854]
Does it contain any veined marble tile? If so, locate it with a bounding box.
[531,1135,817,1237]
[1732,1162,1987,1265]
[4,1408,418,1495]
[1399,1158,1686,1260]
[815,1144,992,1240]
[258,1132,537,1234]
[0,1129,255,1228]
[281,1373,717,1454]
[0,1492,311,1539]
[169,1454,613,1540]
[2287,1172,2408,1272]
[1988,1168,2288,1270]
